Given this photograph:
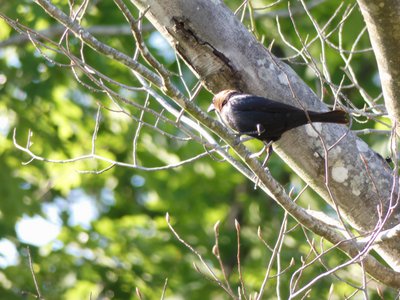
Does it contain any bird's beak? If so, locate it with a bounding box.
[207,103,215,113]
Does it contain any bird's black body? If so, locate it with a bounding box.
[209,90,348,142]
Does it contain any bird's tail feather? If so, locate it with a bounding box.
[310,110,348,124]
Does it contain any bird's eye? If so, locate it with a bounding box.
[222,99,227,106]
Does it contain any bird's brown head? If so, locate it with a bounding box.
[208,90,240,113]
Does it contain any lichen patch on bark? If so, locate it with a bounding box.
[331,165,349,183]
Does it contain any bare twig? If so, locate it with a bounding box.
[235,220,248,300]
[166,213,236,298]
[212,220,235,296]
[160,278,168,300]
[27,247,44,300]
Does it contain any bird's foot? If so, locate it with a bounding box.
[261,141,274,167]
[252,142,273,190]
[250,141,273,165]
[256,124,265,136]
[240,124,266,137]
[232,134,254,145]
[249,145,267,159]
[239,135,254,143]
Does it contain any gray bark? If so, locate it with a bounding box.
[357,0,400,124]
[130,0,400,273]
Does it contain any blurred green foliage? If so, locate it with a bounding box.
[0,0,395,299]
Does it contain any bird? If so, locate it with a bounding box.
[208,90,348,143]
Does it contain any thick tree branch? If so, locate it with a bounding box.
[357,0,400,124]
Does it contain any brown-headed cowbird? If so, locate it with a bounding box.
[208,90,348,142]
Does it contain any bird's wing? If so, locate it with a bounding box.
[229,94,302,113]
